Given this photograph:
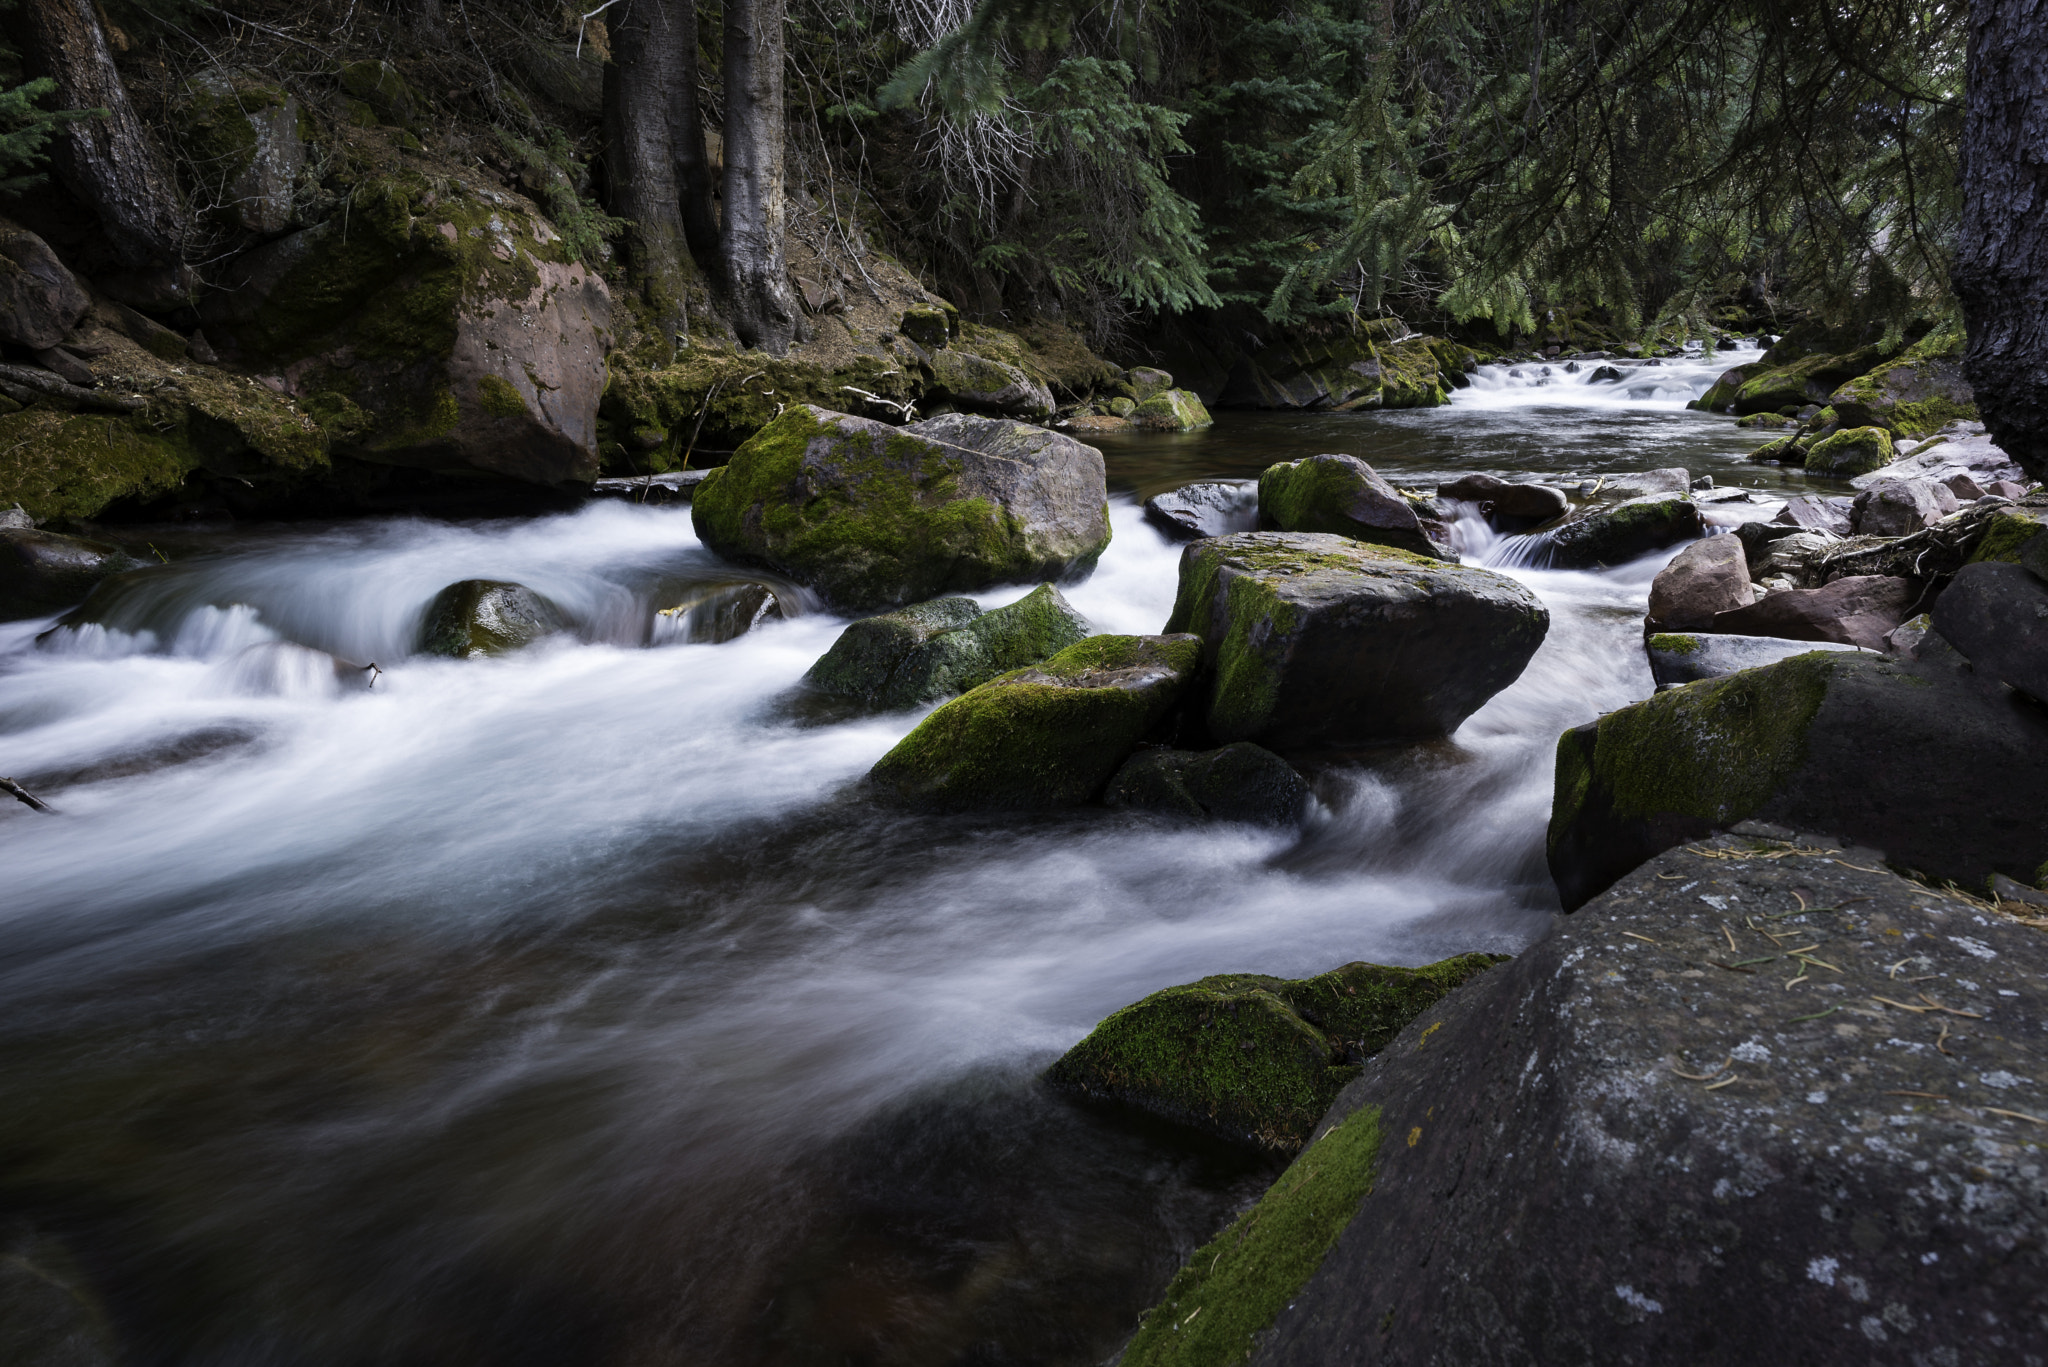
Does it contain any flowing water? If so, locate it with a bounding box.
[0,350,1815,1364]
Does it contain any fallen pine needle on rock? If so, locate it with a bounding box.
[1670,1058,1732,1081]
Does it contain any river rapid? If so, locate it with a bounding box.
[1,350,1811,1364]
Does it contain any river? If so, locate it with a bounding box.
[0,349,1811,1364]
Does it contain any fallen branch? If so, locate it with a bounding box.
[0,363,146,413]
[2,777,52,813]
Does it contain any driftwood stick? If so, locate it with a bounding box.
[0,363,146,413]
[2,777,53,813]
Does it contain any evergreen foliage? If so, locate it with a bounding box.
[0,77,97,195]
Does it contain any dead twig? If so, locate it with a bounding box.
[2,777,53,813]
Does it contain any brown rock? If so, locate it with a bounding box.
[0,216,90,350]
[1709,574,1916,650]
[1851,479,1948,536]
[1771,493,1852,535]
[1645,534,1755,631]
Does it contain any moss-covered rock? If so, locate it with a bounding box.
[1130,387,1213,430]
[692,405,1111,611]
[1536,495,1704,568]
[0,528,150,620]
[338,60,417,125]
[176,71,306,235]
[1824,331,1977,437]
[1102,741,1311,826]
[804,583,1091,708]
[1127,366,1175,402]
[1046,954,1505,1151]
[1165,532,1549,750]
[1258,453,1447,558]
[599,347,922,461]
[898,305,954,349]
[926,348,1055,420]
[1690,360,1768,412]
[1546,650,2048,908]
[416,579,568,657]
[1733,411,1792,430]
[1804,425,1895,478]
[1216,327,1450,411]
[867,633,1201,808]
[1967,505,2048,569]
[1729,345,1882,416]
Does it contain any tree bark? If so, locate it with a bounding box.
[18,0,187,291]
[603,0,697,358]
[668,0,721,260]
[721,0,798,355]
[1955,0,2048,483]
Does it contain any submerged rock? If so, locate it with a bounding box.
[1644,632,1864,688]
[1141,480,1257,542]
[1709,574,1916,651]
[1223,836,2048,1367]
[1529,495,1704,569]
[0,528,149,621]
[1257,454,1447,558]
[1644,535,1754,632]
[690,405,1111,611]
[867,633,1201,808]
[1546,649,2048,909]
[416,580,568,657]
[1165,532,1548,751]
[805,584,1090,709]
[1102,742,1311,826]
[1932,561,2048,704]
[1044,955,1505,1153]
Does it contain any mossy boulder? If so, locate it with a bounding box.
[598,346,922,460]
[1967,505,2048,570]
[925,349,1055,420]
[1825,331,1977,437]
[1102,741,1312,826]
[1258,454,1447,558]
[803,583,1091,709]
[176,71,306,235]
[1733,410,1792,430]
[1164,532,1549,751]
[416,580,568,657]
[1747,432,1808,464]
[1217,330,1450,411]
[1131,388,1213,430]
[1045,954,1506,1151]
[1804,425,1895,478]
[0,528,149,620]
[337,60,417,125]
[1729,345,1881,416]
[1644,630,1862,688]
[1689,360,1768,412]
[692,405,1111,611]
[1127,366,1175,402]
[898,305,954,349]
[867,633,1201,808]
[200,173,612,485]
[1536,495,1704,568]
[1546,650,2048,908]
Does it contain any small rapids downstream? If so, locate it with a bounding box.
[0,348,1809,1364]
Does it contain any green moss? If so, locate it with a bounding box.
[1694,362,1767,412]
[338,60,416,125]
[1648,632,1703,656]
[899,306,952,349]
[1120,1104,1383,1367]
[1133,389,1214,431]
[475,374,529,419]
[1804,425,1895,478]
[601,348,923,458]
[1967,508,2046,565]
[1732,346,1881,415]
[0,409,198,522]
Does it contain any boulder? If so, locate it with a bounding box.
[897,305,953,349]
[1126,366,1175,401]
[1131,387,1213,431]
[1645,535,1755,632]
[1850,479,1948,536]
[804,583,1090,709]
[177,71,306,235]
[1547,649,2048,909]
[1164,532,1549,750]
[1602,467,1691,497]
[1744,528,1837,587]
[1932,560,2048,705]
[1772,493,1853,535]
[1644,632,1864,688]
[338,60,417,124]
[1728,345,1881,415]
[925,349,1055,420]
[1258,454,1446,558]
[1102,742,1312,826]
[1804,425,1895,478]
[416,580,568,657]
[0,216,90,350]
[0,528,148,621]
[691,406,1112,612]
[653,580,788,644]
[1536,495,1704,569]
[1434,474,1568,530]
[1044,955,1506,1154]
[1690,360,1767,411]
[867,633,1201,808]
[1141,480,1257,542]
[1966,504,2048,574]
[1850,420,2027,492]
[1218,326,1449,411]
[1825,333,1977,436]
[1709,574,1915,651]
[1203,836,2048,1367]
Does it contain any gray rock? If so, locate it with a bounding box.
[1991,872,2048,908]
[1164,532,1549,750]
[0,215,90,350]
[1231,837,2048,1367]
[1102,742,1312,826]
[0,529,149,621]
[0,505,32,530]
[1547,649,2048,908]
[1601,467,1691,497]
[925,349,1055,420]
[692,406,1112,612]
[1744,528,1838,587]
[1850,420,2026,491]
[1142,480,1257,542]
[1710,574,1917,651]
[1127,366,1175,401]
[1645,631,1865,687]
[590,469,711,505]
[1645,534,1754,632]
[1884,612,1935,657]
[182,70,306,235]
[1851,479,1948,536]
[654,580,787,644]
[1434,473,1570,529]
[1258,454,1447,558]
[1772,493,1853,535]
[416,580,568,658]
[1932,560,2048,705]
[803,596,982,701]
[1534,495,1704,569]
[805,584,1091,709]
[32,346,94,387]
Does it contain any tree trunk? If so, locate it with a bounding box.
[603,0,697,358]
[1955,0,2048,483]
[18,0,187,297]
[668,0,721,260]
[721,0,798,355]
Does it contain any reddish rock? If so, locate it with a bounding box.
[1710,574,1917,650]
[1645,534,1754,631]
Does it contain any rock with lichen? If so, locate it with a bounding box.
[925,348,1055,420]
[1258,453,1448,558]
[416,580,569,657]
[804,583,1092,708]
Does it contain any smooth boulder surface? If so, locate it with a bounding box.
[804,584,1091,709]
[1645,632,1864,688]
[0,216,91,350]
[691,406,1112,612]
[1165,533,1549,750]
[1547,649,2048,909]
[1602,467,1691,497]
[1258,454,1446,558]
[1227,836,2048,1367]
[1043,955,1505,1152]
[1102,742,1312,826]
[1851,479,1949,536]
[867,633,1200,808]
[1435,473,1568,530]
[653,580,788,644]
[1804,425,1895,478]
[1644,534,1755,631]
[1773,493,1853,534]
[1141,480,1257,542]
[0,529,148,621]
[416,580,568,658]
[1709,574,1916,651]
[1533,495,1704,569]
[1131,388,1214,431]
[1933,560,2048,704]
[1851,421,2025,492]
[925,349,1055,420]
